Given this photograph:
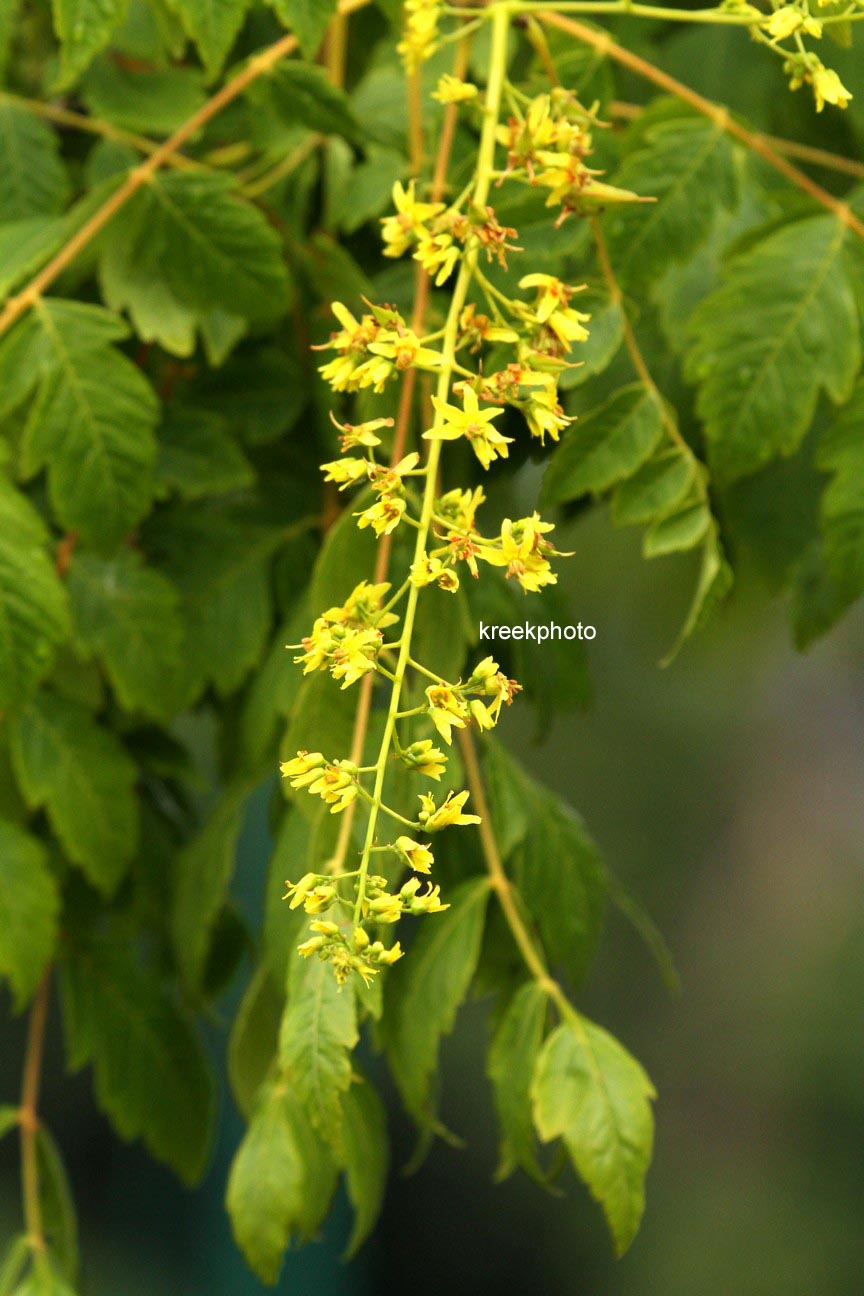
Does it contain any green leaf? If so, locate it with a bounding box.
[0,1105,18,1139]
[99,171,289,333]
[81,59,205,134]
[269,0,337,56]
[10,300,159,548]
[51,0,128,86]
[172,787,246,989]
[8,692,139,895]
[226,1078,338,1284]
[59,935,214,1185]
[485,744,605,986]
[0,1236,29,1296]
[488,982,548,1183]
[603,110,738,289]
[384,878,489,1122]
[263,809,311,985]
[155,407,254,500]
[0,819,59,1007]
[542,385,664,504]
[36,1126,78,1283]
[531,1018,655,1255]
[687,215,860,484]
[228,965,284,1120]
[0,218,66,300]
[169,0,250,77]
[642,499,710,558]
[610,447,694,527]
[67,551,184,720]
[0,479,71,709]
[341,1078,388,1258]
[817,379,864,610]
[253,62,362,142]
[238,603,307,775]
[661,523,733,664]
[0,101,69,219]
[150,504,284,698]
[279,950,358,1146]
[557,290,623,391]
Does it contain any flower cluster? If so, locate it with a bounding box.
[292,581,397,688]
[316,301,442,393]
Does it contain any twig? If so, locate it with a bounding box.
[19,974,50,1254]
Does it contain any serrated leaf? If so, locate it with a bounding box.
[60,935,214,1183]
[604,111,738,289]
[0,101,69,219]
[341,1078,388,1258]
[11,300,159,548]
[81,59,205,134]
[0,819,59,1008]
[150,504,285,698]
[0,217,66,299]
[488,981,548,1183]
[228,965,284,1120]
[661,524,732,663]
[0,480,71,709]
[279,951,358,1146]
[532,1018,655,1255]
[50,0,128,86]
[172,787,246,989]
[155,407,254,500]
[169,0,250,77]
[99,171,289,335]
[67,551,184,719]
[263,809,311,984]
[384,878,489,1122]
[253,62,361,142]
[227,1078,338,1283]
[543,385,664,504]
[610,447,694,527]
[817,379,864,609]
[9,692,138,894]
[687,215,860,484]
[269,0,336,56]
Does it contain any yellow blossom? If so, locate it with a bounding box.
[481,515,560,593]
[368,328,442,372]
[381,180,445,258]
[418,789,481,831]
[321,457,368,489]
[374,941,404,966]
[399,738,448,780]
[395,835,434,873]
[280,751,326,786]
[415,231,461,285]
[433,74,479,104]
[425,386,513,470]
[357,494,407,537]
[518,274,591,350]
[397,0,442,71]
[410,555,460,592]
[330,412,394,450]
[813,64,852,111]
[403,880,449,914]
[283,872,319,909]
[368,892,403,923]
[425,683,470,744]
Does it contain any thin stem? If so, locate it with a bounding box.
[540,12,864,242]
[0,0,372,338]
[19,974,50,1255]
[352,2,512,928]
[512,0,863,23]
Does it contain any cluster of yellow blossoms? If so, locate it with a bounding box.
[281,58,604,987]
[751,0,853,112]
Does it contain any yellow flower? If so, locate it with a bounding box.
[283,872,318,909]
[415,231,461,285]
[368,892,403,923]
[480,515,560,593]
[433,74,479,104]
[397,0,442,71]
[305,761,360,811]
[330,412,394,450]
[373,941,404,966]
[425,386,512,470]
[321,457,369,489]
[280,751,326,786]
[518,274,591,351]
[403,880,449,914]
[329,627,383,687]
[813,64,852,111]
[469,699,496,731]
[368,328,442,372]
[425,683,470,744]
[399,738,448,780]
[381,180,445,258]
[303,884,338,914]
[357,494,407,537]
[418,789,481,831]
[410,555,459,592]
[395,835,434,873]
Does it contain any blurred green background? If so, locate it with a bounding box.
[3,471,863,1296]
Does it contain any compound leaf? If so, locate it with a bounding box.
[0,101,68,219]
[341,1078,388,1257]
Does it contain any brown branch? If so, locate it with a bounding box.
[0,0,372,340]
[19,973,50,1253]
[540,12,864,241]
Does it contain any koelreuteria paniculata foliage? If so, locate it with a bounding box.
[0,0,862,1288]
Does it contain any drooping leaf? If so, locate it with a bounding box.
[226,1078,338,1284]
[172,787,247,989]
[603,109,738,289]
[228,964,284,1120]
[8,692,138,895]
[36,1126,78,1283]
[269,0,337,56]
[0,479,71,709]
[0,819,59,1008]
[531,1017,655,1255]
[59,935,214,1184]
[8,300,159,548]
[686,215,860,484]
[543,385,665,504]
[488,981,548,1183]
[610,446,695,527]
[67,551,184,720]
[384,878,489,1123]
[278,950,358,1146]
[169,0,250,78]
[816,379,864,613]
[341,1077,388,1258]
[661,523,733,664]
[0,100,69,219]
